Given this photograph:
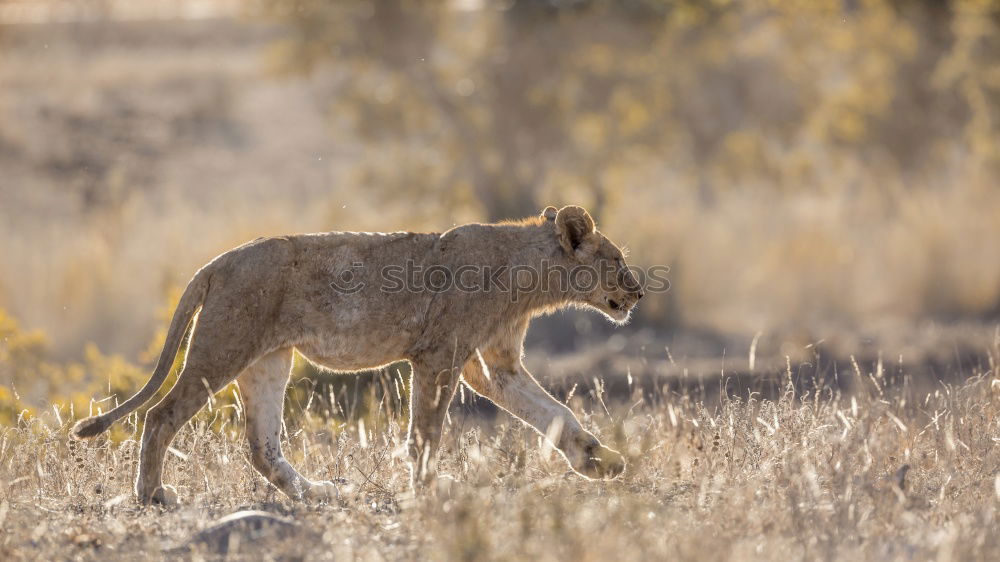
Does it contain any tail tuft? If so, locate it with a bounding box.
[71,415,112,440]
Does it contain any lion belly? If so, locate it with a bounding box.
[295,327,414,372]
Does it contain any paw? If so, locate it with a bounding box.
[564,435,626,480]
[142,485,178,506]
[302,480,341,503]
[579,443,626,479]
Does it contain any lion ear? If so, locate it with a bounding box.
[555,205,595,254]
[541,206,558,221]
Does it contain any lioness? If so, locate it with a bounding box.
[72,205,643,504]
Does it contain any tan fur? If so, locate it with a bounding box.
[72,205,643,504]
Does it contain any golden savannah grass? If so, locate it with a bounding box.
[1,348,999,560]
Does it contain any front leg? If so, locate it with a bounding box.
[463,349,625,480]
[407,356,463,487]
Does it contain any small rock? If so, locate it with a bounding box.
[171,510,307,555]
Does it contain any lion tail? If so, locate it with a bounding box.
[71,266,212,440]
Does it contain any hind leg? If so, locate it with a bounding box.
[238,348,338,502]
[136,342,259,505]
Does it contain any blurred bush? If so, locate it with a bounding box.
[263,0,1000,209]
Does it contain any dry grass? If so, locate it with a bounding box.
[1,359,998,561]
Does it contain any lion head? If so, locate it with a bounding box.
[543,205,644,324]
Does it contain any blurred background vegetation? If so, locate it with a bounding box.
[1,0,1000,423]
